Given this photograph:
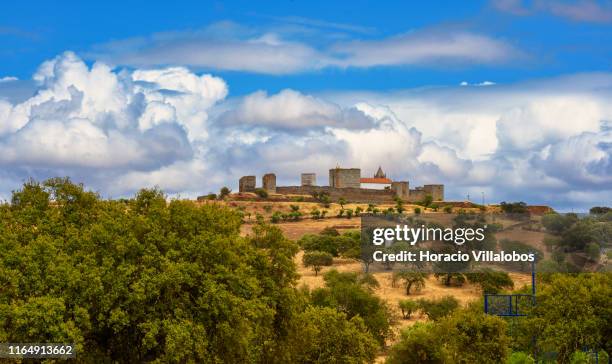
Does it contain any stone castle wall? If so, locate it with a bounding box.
[408,184,444,202]
[276,184,443,203]
[239,171,444,203]
[408,189,426,202]
[276,186,397,203]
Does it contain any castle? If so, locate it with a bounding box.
[238,166,444,203]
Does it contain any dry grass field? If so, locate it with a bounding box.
[232,198,537,357]
[200,196,450,223]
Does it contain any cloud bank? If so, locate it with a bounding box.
[0,53,610,211]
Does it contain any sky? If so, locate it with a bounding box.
[0,0,611,211]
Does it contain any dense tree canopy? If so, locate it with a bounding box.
[517,274,611,363]
[310,270,395,346]
[386,307,508,364]
[0,178,379,363]
[540,211,611,272]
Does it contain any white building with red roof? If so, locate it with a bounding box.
[360,166,392,190]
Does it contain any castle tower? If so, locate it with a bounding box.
[239,176,256,193]
[301,173,316,186]
[262,173,276,193]
[329,167,361,188]
[423,185,444,201]
[391,181,409,199]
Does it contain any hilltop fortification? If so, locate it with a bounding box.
[237,166,444,203]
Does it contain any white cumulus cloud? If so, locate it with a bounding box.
[0,53,610,211]
[219,89,375,130]
[0,52,226,194]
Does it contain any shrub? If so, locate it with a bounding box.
[254,188,268,198]
[541,212,577,234]
[398,300,418,319]
[393,271,427,295]
[499,240,543,271]
[271,211,282,223]
[302,251,333,276]
[320,227,340,236]
[506,352,535,364]
[388,309,509,364]
[443,205,453,213]
[219,186,231,199]
[313,191,330,204]
[395,197,405,214]
[414,207,421,215]
[440,309,509,363]
[589,206,611,215]
[288,307,378,364]
[434,272,466,287]
[289,211,302,221]
[420,195,433,207]
[300,229,360,258]
[543,237,559,251]
[599,211,612,222]
[417,296,459,321]
[311,270,395,345]
[358,273,380,290]
[338,232,361,259]
[569,351,592,364]
[585,242,600,261]
[500,201,528,214]
[386,323,446,364]
[466,270,514,294]
[300,233,339,256]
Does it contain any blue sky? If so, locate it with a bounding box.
[2,1,611,93]
[0,1,611,211]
